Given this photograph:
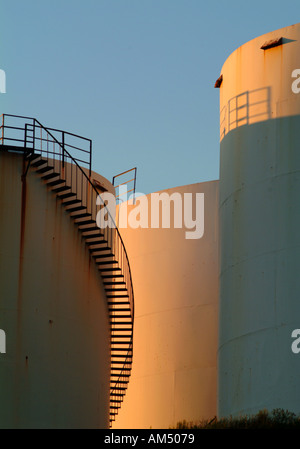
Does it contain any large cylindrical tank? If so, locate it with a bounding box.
[218,23,300,418]
[0,150,111,428]
[112,180,219,428]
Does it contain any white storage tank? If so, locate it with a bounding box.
[218,23,300,418]
[112,181,219,429]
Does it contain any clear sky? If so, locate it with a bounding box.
[1,0,300,194]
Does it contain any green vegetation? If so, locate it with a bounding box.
[173,409,300,429]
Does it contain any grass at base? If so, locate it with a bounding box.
[173,408,300,429]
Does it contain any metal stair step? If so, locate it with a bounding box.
[98,267,121,273]
[109,314,132,319]
[110,385,128,390]
[71,213,91,220]
[107,294,130,298]
[109,308,131,314]
[84,233,106,241]
[46,179,66,187]
[76,219,96,227]
[63,199,83,208]
[42,172,61,181]
[36,165,53,175]
[106,287,128,292]
[51,185,71,194]
[110,386,127,392]
[106,283,126,288]
[67,207,87,215]
[94,254,115,260]
[58,192,77,200]
[111,340,132,344]
[31,157,47,167]
[81,226,101,234]
[111,330,131,334]
[111,332,132,336]
[111,356,132,364]
[110,376,128,380]
[110,383,129,388]
[109,307,131,311]
[111,368,132,372]
[111,336,133,340]
[90,249,111,256]
[97,260,118,266]
[111,337,132,341]
[101,273,124,278]
[85,241,108,248]
[111,356,132,361]
[25,152,39,160]
[111,342,130,352]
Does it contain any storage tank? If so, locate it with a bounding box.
[112,180,219,428]
[0,149,112,428]
[218,23,300,418]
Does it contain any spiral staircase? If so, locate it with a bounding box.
[0,114,134,426]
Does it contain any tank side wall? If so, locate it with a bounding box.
[218,23,300,418]
[113,180,219,429]
[0,151,111,428]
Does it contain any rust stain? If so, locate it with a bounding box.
[19,166,27,261]
[16,160,28,413]
[18,160,27,308]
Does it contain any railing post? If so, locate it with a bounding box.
[1,114,4,144]
[133,167,137,204]
[32,120,36,151]
[24,123,28,148]
[89,140,92,178]
[62,131,65,169]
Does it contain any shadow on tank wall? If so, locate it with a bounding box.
[218,113,300,418]
[220,86,271,141]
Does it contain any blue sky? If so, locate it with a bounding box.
[1,0,300,194]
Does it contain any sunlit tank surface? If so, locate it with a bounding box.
[218,23,300,418]
[112,181,219,429]
[0,150,111,428]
